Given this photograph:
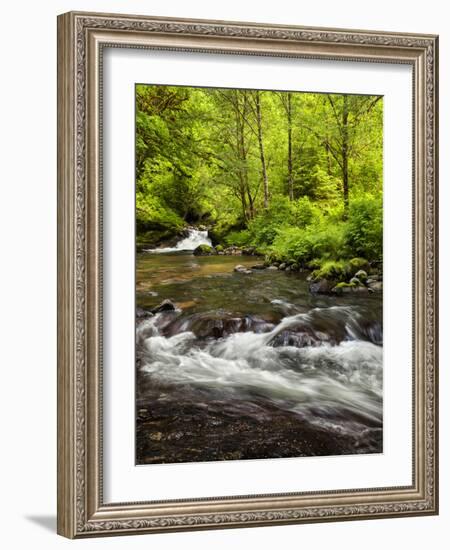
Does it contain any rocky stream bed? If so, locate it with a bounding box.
[135,235,383,465]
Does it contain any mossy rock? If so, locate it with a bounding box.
[334,281,357,289]
[311,260,350,282]
[193,244,215,256]
[215,244,224,252]
[332,281,368,295]
[347,257,370,276]
[354,269,368,283]
[332,281,355,295]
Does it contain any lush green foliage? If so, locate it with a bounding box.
[136,84,383,266]
[267,219,349,265]
[346,195,383,260]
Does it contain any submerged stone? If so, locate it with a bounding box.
[234,264,252,274]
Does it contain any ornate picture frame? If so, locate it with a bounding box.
[57,11,438,538]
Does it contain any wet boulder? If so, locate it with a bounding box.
[270,329,331,348]
[309,278,333,294]
[136,307,153,319]
[224,245,243,256]
[268,317,344,348]
[354,269,368,284]
[163,312,274,339]
[193,244,215,256]
[179,228,193,238]
[234,264,252,274]
[368,281,383,291]
[331,282,369,295]
[151,299,176,313]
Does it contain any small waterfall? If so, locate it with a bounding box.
[174,229,212,251]
[146,228,212,253]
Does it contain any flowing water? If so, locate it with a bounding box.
[145,228,212,253]
[136,231,383,464]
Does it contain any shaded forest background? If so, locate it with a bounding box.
[136,84,383,270]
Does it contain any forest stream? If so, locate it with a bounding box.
[136,231,383,464]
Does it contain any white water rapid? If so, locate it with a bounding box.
[137,307,383,436]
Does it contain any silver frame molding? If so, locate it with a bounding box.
[57,11,439,538]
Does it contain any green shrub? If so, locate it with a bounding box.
[245,198,287,245]
[247,217,280,246]
[209,216,246,245]
[244,196,320,247]
[268,227,312,264]
[219,194,382,271]
[268,219,349,264]
[225,229,252,247]
[346,194,382,261]
[307,222,349,260]
[136,193,184,233]
[307,258,322,269]
[291,196,318,228]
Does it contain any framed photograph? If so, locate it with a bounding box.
[57,11,439,538]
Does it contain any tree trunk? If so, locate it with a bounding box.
[342,94,349,214]
[246,187,255,219]
[234,97,252,220]
[239,122,254,219]
[239,186,248,222]
[325,140,332,176]
[287,92,294,201]
[241,110,254,218]
[255,91,269,209]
